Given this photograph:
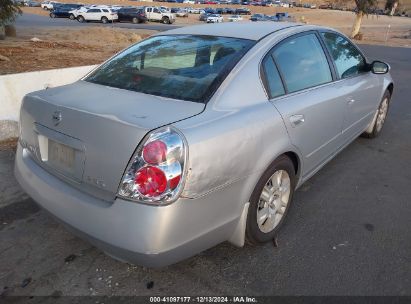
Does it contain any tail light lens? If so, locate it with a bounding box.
[117,126,187,205]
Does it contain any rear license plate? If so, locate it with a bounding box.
[48,140,75,172]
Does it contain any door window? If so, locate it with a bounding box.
[87,9,99,12]
[272,33,332,93]
[321,32,367,79]
[262,56,285,99]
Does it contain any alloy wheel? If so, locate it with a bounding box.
[257,170,291,233]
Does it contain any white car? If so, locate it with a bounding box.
[176,9,189,17]
[188,8,200,13]
[41,1,58,10]
[76,8,118,23]
[206,14,223,23]
[143,6,175,24]
[228,15,243,22]
[183,0,195,3]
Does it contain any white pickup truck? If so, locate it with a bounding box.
[41,1,59,10]
[143,7,175,24]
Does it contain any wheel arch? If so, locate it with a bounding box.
[387,82,394,97]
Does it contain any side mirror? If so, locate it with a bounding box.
[371,61,390,74]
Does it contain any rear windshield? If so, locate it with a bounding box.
[85,35,255,103]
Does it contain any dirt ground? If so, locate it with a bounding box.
[0,26,156,74]
[0,5,410,74]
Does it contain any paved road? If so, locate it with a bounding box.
[15,13,182,31]
[0,44,410,297]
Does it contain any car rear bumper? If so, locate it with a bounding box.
[14,144,242,267]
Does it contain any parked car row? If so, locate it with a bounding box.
[250,12,290,21]
[153,0,294,6]
[45,3,177,24]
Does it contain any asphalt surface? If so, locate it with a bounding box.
[15,13,182,31]
[0,44,410,297]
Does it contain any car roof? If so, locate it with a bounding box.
[160,22,303,41]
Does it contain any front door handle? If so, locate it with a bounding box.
[289,114,305,127]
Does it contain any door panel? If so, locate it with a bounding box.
[320,31,381,139]
[267,33,345,176]
[273,86,346,175]
[338,74,381,140]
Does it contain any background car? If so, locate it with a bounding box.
[117,7,147,23]
[250,13,268,21]
[206,13,223,22]
[235,7,251,14]
[50,4,83,18]
[199,12,211,21]
[228,14,243,21]
[41,1,58,10]
[76,8,118,23]
[25,1,41,7]
[176,9,189,17]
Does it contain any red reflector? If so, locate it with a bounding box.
[142,140,167,165]
[135,166,167,197]
[169,175,181,190]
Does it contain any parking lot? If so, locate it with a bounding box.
[0,44,410,296]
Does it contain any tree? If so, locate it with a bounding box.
[385,0,400,16]
[351,0,378,39]
[0,0,22,40]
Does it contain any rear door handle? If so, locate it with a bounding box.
[289,114,305,127]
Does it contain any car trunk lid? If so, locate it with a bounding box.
[19,80,204,201]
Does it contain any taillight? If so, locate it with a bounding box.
[118,126,187,204]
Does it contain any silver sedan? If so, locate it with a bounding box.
[15,23,393,267]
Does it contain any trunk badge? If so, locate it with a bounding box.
[52,111,62,126]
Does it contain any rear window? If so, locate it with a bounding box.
[85,35,255,103]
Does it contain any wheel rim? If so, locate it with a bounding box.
[376,98,388,132]
[257,170,291,233]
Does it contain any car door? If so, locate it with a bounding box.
[85,8,99,20]
[262,32,346,176]
[320,31,382,140]
[152,7,162,20]
[117,8,125,21]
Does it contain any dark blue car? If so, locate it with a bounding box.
[50,4,83,19]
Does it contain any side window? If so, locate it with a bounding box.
[272,33,332,93]
[154,8,160,13]
[262,56,285,99]
[147,8,152,13]
[102,9,108,12]
[87,9,98,13]
[321,32,366,79]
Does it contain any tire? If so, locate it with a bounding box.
[69,14,75,20]
[132,17,138,24]
[361,90,391,138]
[162,17,170,24]
[246,155,296,245]
[101,16,108,24]
[77,15,85,23]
